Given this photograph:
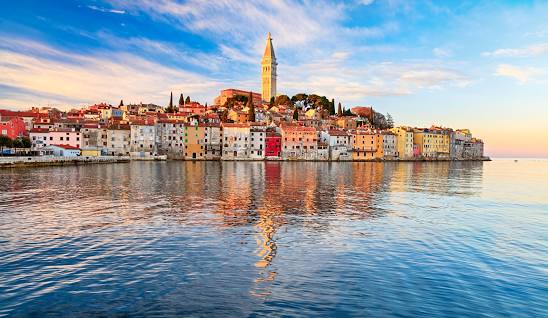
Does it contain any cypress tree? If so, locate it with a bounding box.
[330,98,335,115]
[119,99,124,107]
[293,108,299,121]
[185,96,191,104]
[337,102,342,117]
[179,93,184,106]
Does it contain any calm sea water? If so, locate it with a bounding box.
[0,160,547,317]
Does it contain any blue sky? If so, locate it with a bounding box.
[1,0,547,156]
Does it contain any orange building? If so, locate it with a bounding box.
[280,124,318,159]
[214,89,263,107]
[184,124,206,160]
[350,130,379,160]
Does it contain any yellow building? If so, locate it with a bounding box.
[184,124,206,160]
[81,148,101,157]
[262,32,277,102]
[391,126,414,159]
[413,128,450,158]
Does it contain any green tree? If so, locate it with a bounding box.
[179,93,184,106]
[165,91,174,113]
[12,137,23,153]
[329,98,335,115]
[386,113,394,128]
[185,96,191,104]
[274,94,291,107]
[337,102,342,116]
[119,99,124,107]
[293,108,299,120]
[270,96,275,108]
[247,91,255,122]
[21,137,31,148]
[343,109,353,116]
[291,93,308,108]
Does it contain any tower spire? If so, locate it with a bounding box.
[262,32,277,102]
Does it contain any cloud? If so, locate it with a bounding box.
[87,5,126,14]
[482,43,548,57]
[281,57,470,105]
[0,37,224,109]
[433,47,452,57]
[495,64,543,83]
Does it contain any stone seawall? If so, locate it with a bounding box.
[0,156,490,168]
[0,156,131,168]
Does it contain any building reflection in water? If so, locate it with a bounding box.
[0,160,484,300]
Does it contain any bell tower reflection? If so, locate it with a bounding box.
[251,162,284,297]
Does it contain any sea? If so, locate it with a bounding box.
[0,159,546,317]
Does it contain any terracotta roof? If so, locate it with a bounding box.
[30,128,50,133]
[222,123,250,128]
[327,129,349,136]
[51,144,80,150]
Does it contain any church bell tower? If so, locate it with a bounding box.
[262,32,277,102]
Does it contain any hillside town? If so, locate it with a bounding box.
[0,33,484,161]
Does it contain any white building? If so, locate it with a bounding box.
[46,144,81,157]
[130,121,157,156]
[203,123,222,160]
[107,124,131,156]
[155,120,185,158]
[382,132,397,159]
[222,123,250,159]
[250,124,267,160]
[320,129,351,160]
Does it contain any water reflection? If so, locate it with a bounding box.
[2,160,547,317]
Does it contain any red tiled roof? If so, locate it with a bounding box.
[51,144,80,150]
[222,123,250,128]
[30,128,50,133]
[327,129,349,136]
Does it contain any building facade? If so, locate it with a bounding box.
[222,123,251,159]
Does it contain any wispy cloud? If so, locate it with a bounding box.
[87,5,126,14]
[482,43,548,57]
[495,64,543,83]
[433,47,452,58]
[0,37,223,109]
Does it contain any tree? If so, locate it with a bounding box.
[21,137,31,148]
[274,94,291,107]
[0,135,13,155]
[270,96,275,108]
[247,91,255,122]
[179,93,184,106]
[343,109,353,116]
[329,99,335,115]
[12,137,23,153]
[185,96,191,104]
[165,91,174,113]
[119,99,124,107]
[386,113,394,129]
[291,93,309,109]
[337,102,342,116]
[293,108,299,120]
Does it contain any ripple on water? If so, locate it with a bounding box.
[0,160,547,317]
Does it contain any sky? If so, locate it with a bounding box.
[0,0,547,157]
